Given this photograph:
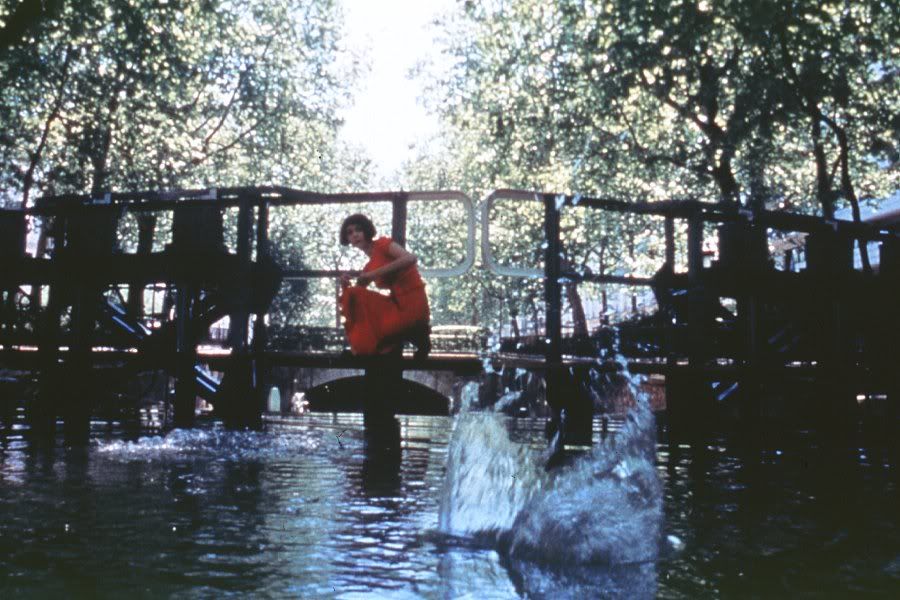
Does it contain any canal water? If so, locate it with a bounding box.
[0,401,898,597]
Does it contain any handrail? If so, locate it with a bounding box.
[481,188,900,280]
[27,187,477,279]
[481,188,693,280]
[481,190,542,278]
[270,189,476,278]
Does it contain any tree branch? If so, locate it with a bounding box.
[20,48,72,209]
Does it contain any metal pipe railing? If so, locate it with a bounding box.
[27,187,477,279]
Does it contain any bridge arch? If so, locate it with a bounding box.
[304,375,452,416]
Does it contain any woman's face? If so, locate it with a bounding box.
[345,224,367,249]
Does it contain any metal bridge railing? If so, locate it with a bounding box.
[480,188,900,371]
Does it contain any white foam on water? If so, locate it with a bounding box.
[439,364,662,565]
[439,412,548,535]
[507,396,662,565]
[94,427,324,461]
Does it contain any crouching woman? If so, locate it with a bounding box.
[338,214,430,357]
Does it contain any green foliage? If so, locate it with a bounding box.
[0,0,381,331]
[0,0,371,208]
[401,0,898,330]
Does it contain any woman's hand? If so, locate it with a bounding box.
[356,272,373,287]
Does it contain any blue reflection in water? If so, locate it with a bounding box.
[0,408,897,598]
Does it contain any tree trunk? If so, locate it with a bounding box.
[746,135,768,212]
[830,118,871,272]
[564,281,588,336]
[560,256,588,336]
[712,156,740,205]
[89,87,122,197]
[811,117,835,219]
[509,308,520,340]
[20,49,72,210]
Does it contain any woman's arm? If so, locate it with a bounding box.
[357,241,417,286]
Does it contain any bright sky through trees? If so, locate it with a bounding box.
[337,0,454,181]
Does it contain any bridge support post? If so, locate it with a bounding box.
[32,286,63,438]
[0,210,26,345]
[217,196,262,429]
[668,207,714,446]
[878,240,900,457]
[541,194,584,447]
[217,355,263,429]
[665,371,713,446]
[807,229,857,443]
[31,206,119,442]
[391,192,408,247]
[173,283,197,428]
[363,358,403,450]
[61,281,98,444]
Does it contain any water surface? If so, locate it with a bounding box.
[0,411,897,598]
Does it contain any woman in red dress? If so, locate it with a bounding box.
[339,214,431,357]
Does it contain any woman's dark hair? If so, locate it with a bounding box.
[339,213,376,245]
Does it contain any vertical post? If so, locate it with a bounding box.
[544,194,562,366]
[33,284,62,437]
[391,192,408,247]
[173,282,196,428]
[229,198,253,351]
[127,213,156,318]
[878,239,900,455]
[543,193,568,447]
[220,195,260,429]
[740,288,761,431]
[664,214,677,370]
[170,200,225,429]
[64,282,95,443]
[253,199,269,350]
[62,204,118,442]
[1,210,26,341]
[686,207,704,368]
[662,211,681,445]
[251,198,270,421]
[674,205,707,445]
[807,228,855,436]
[31,210,65,437]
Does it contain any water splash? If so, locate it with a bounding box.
[439,365,662,566]
[94,427,324,461]
[458,381,481,412]
[494,389,523,412]
[439,412,548,535]
[505,397,662,565]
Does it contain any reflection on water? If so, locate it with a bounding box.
[0,411,898,598]
[657,429,900,598]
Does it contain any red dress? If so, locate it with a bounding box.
[340,237,430,355]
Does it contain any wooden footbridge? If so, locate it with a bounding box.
[1,187,899,443]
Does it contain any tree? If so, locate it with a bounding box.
[404,0,898,330]
[426,0,896,211]
[0,0,380,336]
[0,0,368,209]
